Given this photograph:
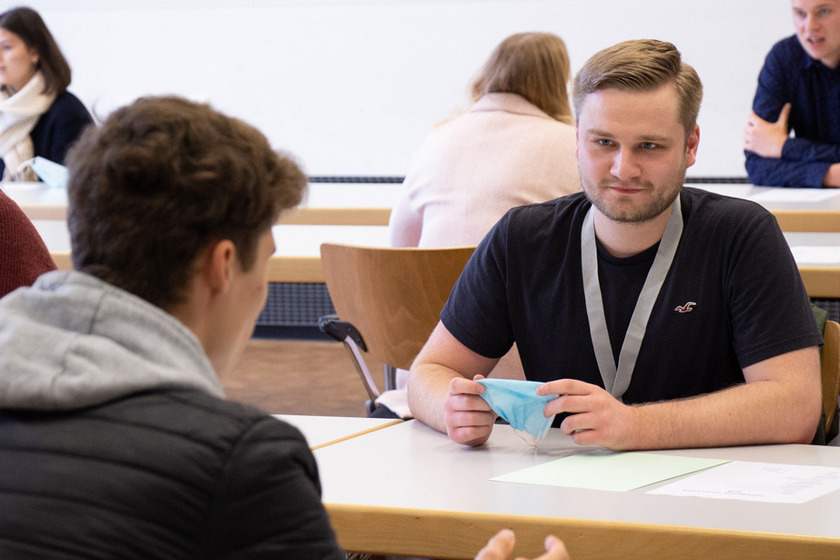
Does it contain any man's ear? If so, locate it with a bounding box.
[685,124,700,169]
[201,239,237,294]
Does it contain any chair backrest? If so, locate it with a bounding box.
[821,320,840,438]
[320,243,475,371]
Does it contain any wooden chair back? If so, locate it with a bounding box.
[821,320,840,438]
[320,243,475,371]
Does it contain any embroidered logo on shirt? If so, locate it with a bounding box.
[674,301,696,313]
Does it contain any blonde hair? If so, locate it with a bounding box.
[573,39,703,139]
[470,32,573,124]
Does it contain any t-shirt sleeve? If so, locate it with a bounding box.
[441,212,515,359]
[203,416,345,560]
[726,211,821,368]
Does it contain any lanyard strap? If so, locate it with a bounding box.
[581,196,683,400]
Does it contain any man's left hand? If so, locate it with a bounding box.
[744,103,791,158]
[537,379,638,449]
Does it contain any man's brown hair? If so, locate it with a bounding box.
[573,39,703,139]
[66,95,306,309]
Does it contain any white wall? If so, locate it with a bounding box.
[24,0,793,177]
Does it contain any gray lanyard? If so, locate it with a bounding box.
[580,196,683,400]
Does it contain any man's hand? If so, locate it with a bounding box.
[444,374,496,446]
[474,529,570,560]
[744,103,791,158]
[822,163,840,187]
[537,379,640,449]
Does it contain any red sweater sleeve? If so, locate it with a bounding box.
[0,190,57,297]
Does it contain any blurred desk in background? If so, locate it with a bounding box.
[690,183,840,232]
[34,221,838,296]
[13,182,839,231]
[34,221,390,284]
[5,181,396,226]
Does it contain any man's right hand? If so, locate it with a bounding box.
[444,374,496,446]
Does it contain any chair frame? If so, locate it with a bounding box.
[319,243,475,410]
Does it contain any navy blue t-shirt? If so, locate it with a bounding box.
[746,35,840,187]
[441,188,820,413]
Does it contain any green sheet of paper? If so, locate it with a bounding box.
[491,451,729,492]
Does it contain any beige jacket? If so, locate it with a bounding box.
[389,92,581,247]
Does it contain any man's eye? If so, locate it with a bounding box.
[641,142,658,150]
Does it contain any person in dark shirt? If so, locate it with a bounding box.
[409,39,822,450]
[0,6,92,181]
[744,0,840,187]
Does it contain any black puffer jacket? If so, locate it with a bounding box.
[0,389,344,559]
[0,272,344,559]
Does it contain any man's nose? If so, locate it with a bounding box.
[611,148,641,180]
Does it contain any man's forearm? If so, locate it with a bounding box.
[625,377,821,449]
[407,322,501,435]
[407,364,457,434]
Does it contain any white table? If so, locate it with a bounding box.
[32,221,390,283]
[783,232,840,298]
[314,419,840,559]
[4,181,397,225]
[300,182,399,208]
[690,183,840,232]
[272,414,401,450]
[1,181,68,220]
[34,220,839,294]
[14,181,840,230]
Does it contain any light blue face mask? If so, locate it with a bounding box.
[19,157,69,189]
[477,378,556,444]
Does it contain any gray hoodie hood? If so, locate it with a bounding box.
[0,270,224,410]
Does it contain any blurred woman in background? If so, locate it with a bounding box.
[381,32,581,418]
[389,32,581,247]
[0,6,92,181]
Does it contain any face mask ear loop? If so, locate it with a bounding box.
[13,157,37,182]
[513,427,541,448]
[16,157,36,174]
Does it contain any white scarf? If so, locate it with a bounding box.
[0,72,55,181]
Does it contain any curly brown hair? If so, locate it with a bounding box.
[65,95,306,309]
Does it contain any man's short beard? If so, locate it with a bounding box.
[581,171,686,224]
